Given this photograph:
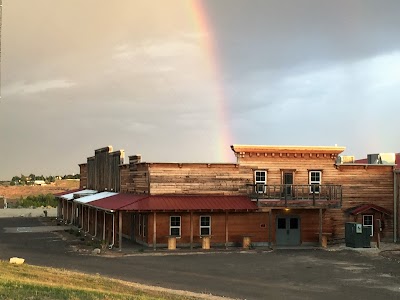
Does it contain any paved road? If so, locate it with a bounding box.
[1,217,400,300]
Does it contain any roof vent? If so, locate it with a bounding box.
[336,155,355,164]
[367,153,395,165]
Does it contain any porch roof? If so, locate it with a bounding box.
[73,192,118,204]
[54,189,82,197]
[59,189,98,201]
[346,204,392,216]
[88,194,148,211]
[85,194,257,212]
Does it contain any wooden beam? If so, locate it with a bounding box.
[103,211,106,241]
[190,212,193,250]
[94,209,97,237]
[153,212,157,250]
[119,211,122,251]
[225,211,229,249]
[319,208,323,246]
[269,210,272,248]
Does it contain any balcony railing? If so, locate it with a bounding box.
[247,184,342,208]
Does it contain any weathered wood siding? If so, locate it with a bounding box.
[87,157,95,190]
[107,150,124,192]
[324,165,394,241]
[235,152,395,241]
[79,163,87,189]
[148,163,252,195]
[237,153,339,186]
[84,146,124,192]
[127,155,150,194]
[119,164,130,193]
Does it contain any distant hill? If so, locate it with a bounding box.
[0,180,79,200]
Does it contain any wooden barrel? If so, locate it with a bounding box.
[242,236,251,249]
[168,237,176,250]
[202,236,211,250]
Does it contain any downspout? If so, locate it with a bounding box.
[394,170,398,243]
[86,206,90,235]
[109,212,115,249]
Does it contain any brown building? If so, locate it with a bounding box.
[57,144,398,249]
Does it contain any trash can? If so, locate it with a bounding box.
[345,222,371,248]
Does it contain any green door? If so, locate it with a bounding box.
[276,216,301,246]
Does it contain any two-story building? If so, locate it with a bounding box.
[57,144,397,249]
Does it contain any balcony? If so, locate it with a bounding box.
[247,184,342,208]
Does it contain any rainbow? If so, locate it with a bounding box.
[186,0,235,162]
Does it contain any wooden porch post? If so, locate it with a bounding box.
[153,212,157,251]
[103,211,106,241]
[119,211,122,251]
[225,211,229,249]
[190,211,193,250]
[319,208,323,246]
[87,207,90,233]
[81,205,83,229]
[269,209,272,248]
[63,200,66,222]
[94,209,98,237]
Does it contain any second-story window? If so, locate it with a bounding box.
[255,170,267,193]
[309,171,321,193]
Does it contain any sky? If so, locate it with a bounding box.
[1,0,400,180]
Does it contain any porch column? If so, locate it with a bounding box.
[319,208,323,246]
[87,207,90,233]
[63,200,67,221]
[153,212,157,250]
[71,203,74,225]
[225,211,229,249]
[190,211,193,250]
[81,205,84,229]
[119,211,122,251]
[103,211,106,241]
[94,209,98,237]
[269,209,272,248]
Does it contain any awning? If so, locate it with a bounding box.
[346,204,392,216]
[89,194,258,212]
[54,189,81,197]
[60,189,97,201]
[73,192,118,204]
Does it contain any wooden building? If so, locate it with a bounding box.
[57,144,398,249]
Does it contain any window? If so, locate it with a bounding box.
[363,215,373,236]
[309,171,321,193]
[254,170,267,193]
[200,216,211,236]
[170,216,181,237]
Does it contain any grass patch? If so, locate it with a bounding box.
[0,261,198,300]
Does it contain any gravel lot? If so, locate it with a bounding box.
[1,217,400,300]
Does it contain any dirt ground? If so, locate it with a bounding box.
[0,180,79,200]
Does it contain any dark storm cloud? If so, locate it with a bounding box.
[1,0,400,179]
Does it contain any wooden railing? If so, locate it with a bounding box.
[247,184,342,208]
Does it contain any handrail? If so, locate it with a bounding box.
[247,184,342,204]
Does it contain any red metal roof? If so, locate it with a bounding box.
[121,195,258,212]
[355,153,400,169]
[53,189,82,197]
[88,194,257,212]
[346,204,391,216]
[354,158,368,164]
[89,194,148,211]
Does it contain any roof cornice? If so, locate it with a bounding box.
[231,144,346,155]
